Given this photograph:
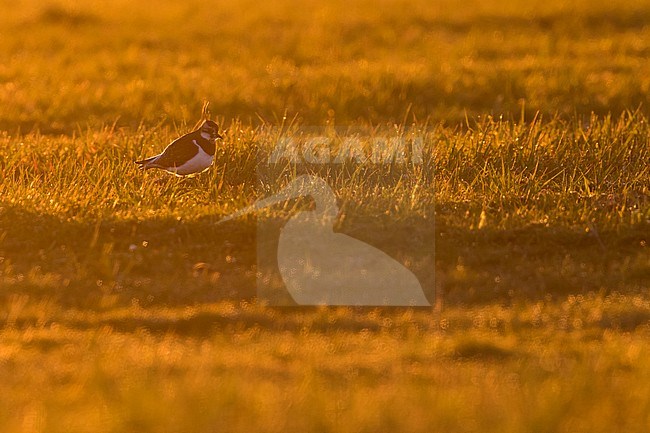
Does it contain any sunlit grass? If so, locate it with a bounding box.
[4,0,650,130]
[3,299,650,432]
[1,0,650,431]
[1,113,648,431]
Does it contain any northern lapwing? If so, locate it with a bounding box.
[135,120,223,176]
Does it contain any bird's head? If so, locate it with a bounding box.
[199,120,223,141]
[218,175,339,225]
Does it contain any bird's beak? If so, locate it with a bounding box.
[216,132,224,139]
[219,188,295,223]
[218,176,335,224]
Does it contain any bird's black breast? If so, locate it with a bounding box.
[195,132,216,156]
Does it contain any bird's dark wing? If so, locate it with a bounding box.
[150,134,200,168]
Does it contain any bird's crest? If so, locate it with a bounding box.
[201,100,211,120]
[193,100,212,130]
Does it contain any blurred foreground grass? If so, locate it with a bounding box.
[3,298,650,433]
[0,0,649,431]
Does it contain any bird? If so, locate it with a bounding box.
[220,175,430,306]
[135,120,223,176]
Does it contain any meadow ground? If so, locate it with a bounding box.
[1,0,650,431]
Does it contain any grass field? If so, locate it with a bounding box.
[1,0,650,431]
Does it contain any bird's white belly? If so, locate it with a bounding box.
[173,147,213,175]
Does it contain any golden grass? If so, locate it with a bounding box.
[0,0,649,431]
[3,0,650,131]
[3,299,650,432]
